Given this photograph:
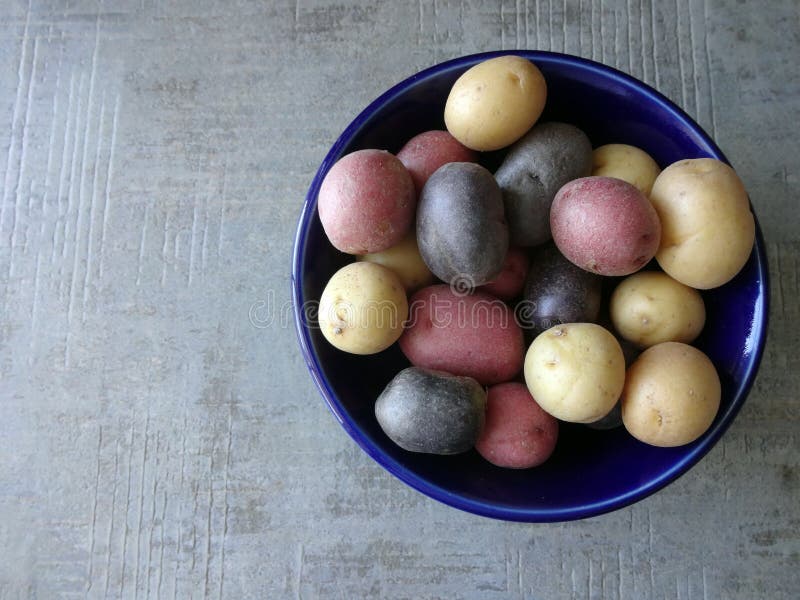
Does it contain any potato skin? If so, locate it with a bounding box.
[650,158,755,289]
[396,130,478,193]
[520,242,602,335]
[444,55,547,151]
[318,149,415,254]
[479,246,530,300]
[475,382,558,468]
[550,176,661,276]
[621,342,721,447]
[375,367,486,455]
[495,122,593,246]
[318,262,409,355]
[357,232,435,292]
[610,271,706,348]
[524,323,625,423]
[591,144,661,196]
[400,284,524,385]
[417,162,509,287]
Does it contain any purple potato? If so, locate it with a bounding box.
[375,367,487,455]
[494,122,592,246]
[417,162,508,287]
[519,243,602,335]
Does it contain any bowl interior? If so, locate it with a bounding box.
[293,51,768,521]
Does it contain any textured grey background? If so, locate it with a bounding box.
[0,1,798,598]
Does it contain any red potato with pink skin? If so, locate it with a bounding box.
[318,149,416,254]
[476,382,559,469]
[397,130,478,193]
[550,176,661,276]
[479,247,530,300]
[400,284,524,385]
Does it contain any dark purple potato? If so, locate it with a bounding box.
[375,367,486,455]
[495,122,592,246]
[519,243,602,335]
[417,162,508,287]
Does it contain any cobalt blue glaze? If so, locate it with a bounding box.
[291,50,769,522]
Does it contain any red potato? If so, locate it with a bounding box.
[400,284,524,385]
[397,130,478,193]
[479,246,530,300]
[550,176,661,276]
[476,382,559,469]
[318,149,416,254]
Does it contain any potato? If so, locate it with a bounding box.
[357,232,435,292]
[495,122,593,246]
[520,242,602,335]
[444,55,547,151]
[396,130,478,193]
[591,144,661,196]
[524,323,625,423]
[621,342,721,447]
[475,382,558,469]
[375,367,486,455]
[417,162,508,287]
[610,271,706,348]
[318,262,408,355]
[400,284,524,385]
[479,246,529,300]
[318,149,415,254]
[650,158,755,289]
[550,176,661,276]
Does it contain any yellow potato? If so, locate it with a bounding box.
[318,262,408,355]
[621,342,721,447]
[591,143,661,196]
[610,271,705,348]
[650,158,755,289]
[444,55,547,151]
[524,323,625,423]
[357,232,434,292]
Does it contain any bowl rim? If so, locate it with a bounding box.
[291,49,770,522]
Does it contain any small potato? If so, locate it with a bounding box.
[318,262,408,355]
[479,246,530,300]
[610,271,706,348]
[650,158,755,289]
[357,232,435,292]
[396,130,478,193]
[550,176,661,276]
[524,323,625,423]
[495,122,593,246]
[417,162,508,286]
[375,367,486,455]
[318,149,415,254]
[400,284,524,385]
[592,144,661,196]
[476,382,558,469]
[444,55,547,151]
[621,342,721,447]
[520,242,602,335]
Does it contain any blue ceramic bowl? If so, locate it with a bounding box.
[292,50,769,522]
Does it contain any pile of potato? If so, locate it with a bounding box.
[316,56,756,468]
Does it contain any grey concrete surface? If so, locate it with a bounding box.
[0,1,798,598]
